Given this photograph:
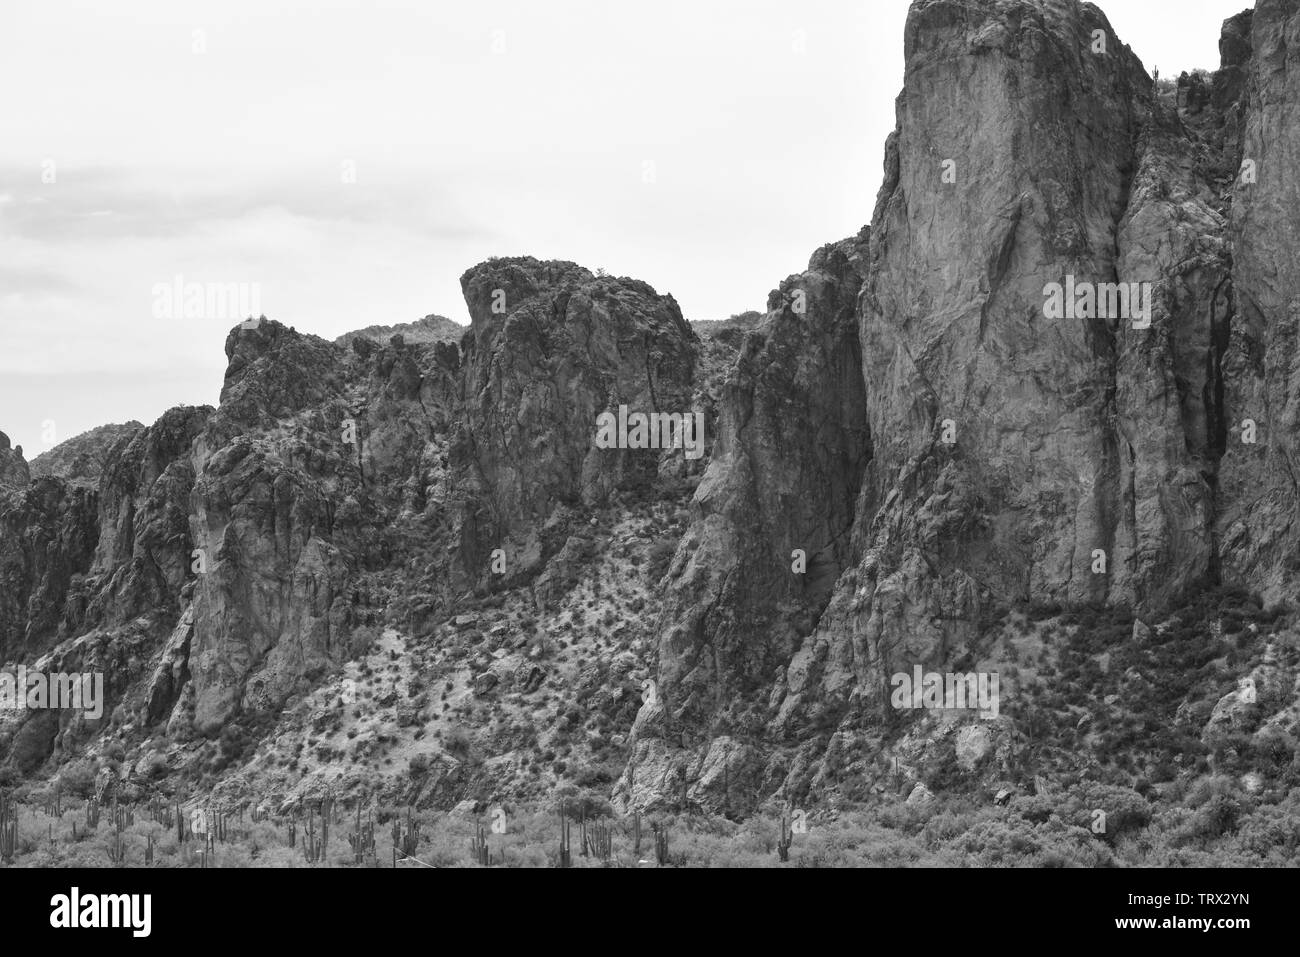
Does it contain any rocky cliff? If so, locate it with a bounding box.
[643,0,1299,810]
[1,0,1297,823]
[28,422,146,487]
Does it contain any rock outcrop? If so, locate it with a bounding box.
[334,314,465,350]
[180,262,705,735]
[0,431,29,490]
[1218,0,1300,597]
[28,422,145,487]
[1,0,1296,823]
[644,0,1299,808]
[452,258,701,582]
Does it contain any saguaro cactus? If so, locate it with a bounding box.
[105,802,127,865]
[302,807,322,863]
[653,824,669,866]
[557,805,572,868]
[469,823,491,866]
[391,806,420,864]
[777,812,793,862]
[349,803,377,864]
[0,791,18,863]
[106,826,126,864]
[586,820,612,862]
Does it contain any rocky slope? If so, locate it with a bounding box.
[333,314,465,350]
[1,0,1297,826]
[0,433,30,491]
[29,422,145,487]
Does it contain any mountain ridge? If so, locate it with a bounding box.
[1,1,1296,866]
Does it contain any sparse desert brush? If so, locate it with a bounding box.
[646,538,676,581]
[1234,794,1300,862]
[445,725,472,759]
[1059,781,1152,842]
[141,751,168,779]
[1183,793,1244,843]
[349,624,381,658]
[1183,774,1241,809]
[59,761,97,799]
[1,786,1289,868]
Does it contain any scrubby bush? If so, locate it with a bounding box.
[646,539,677,582]
[59,761,97,798]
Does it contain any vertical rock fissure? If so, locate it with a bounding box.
[1204,271,1234,584]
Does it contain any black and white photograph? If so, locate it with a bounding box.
[0,0,1291,938]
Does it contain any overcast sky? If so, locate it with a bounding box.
[0,0,1246,453]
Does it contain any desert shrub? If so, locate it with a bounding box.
[1184,774,1238,809]
[571,762,614,788]
[1066,782,1151,843]
[1191,794,1241,841]
[445,726,472,760]
[553,785,612,820]
[1028,601,1063,621]
[646,539,677,582]
[349,624,382,658]
[949,818,1043,865]
[1231,792,1300,862]
[141,751,168,780]
[8,711,59,772]
[1014,794,1057,825]
[59,761,97,798]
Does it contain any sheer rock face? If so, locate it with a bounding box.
[182,263,703,733]
[446,258,703,598]
[861,0,1162,619]
[86,407,211,628]
[1219,0,1300,598]
[643,0,1295,809]
[0,410,209,769]
[187,324,356,733]
[0,431,31,490]
[1,410,208,664]
[457,259,700,522]
[0,477,98,661]
[1215,9,1254,137]
[636,234,871,767]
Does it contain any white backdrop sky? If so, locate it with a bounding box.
[0,0,1247,452]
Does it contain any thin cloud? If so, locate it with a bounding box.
[0,166,495,243]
